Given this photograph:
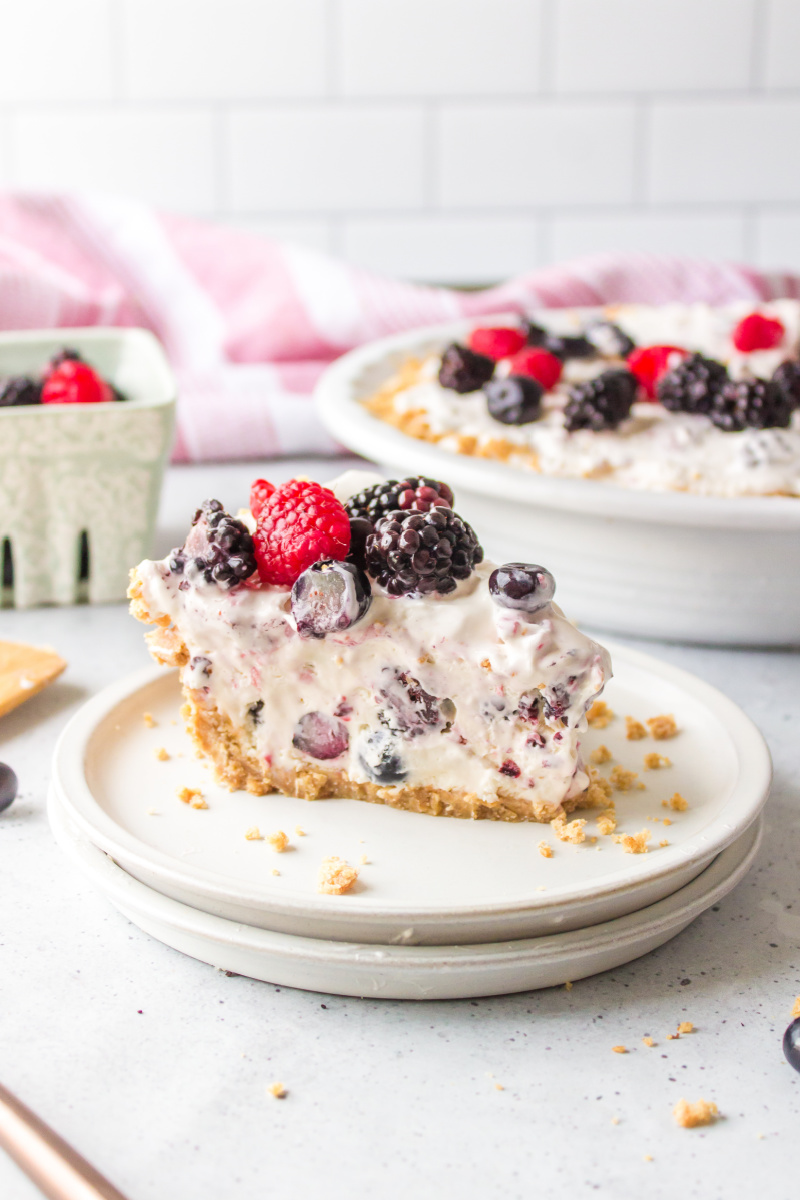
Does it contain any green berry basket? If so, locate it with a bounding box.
[0,327,176,608]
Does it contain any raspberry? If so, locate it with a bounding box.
[732,312,785,353]
[628,345,689,400]
[250,478,275,519]
[468,326,526,361]
[41,359,113,405]
[253,480,351,586]
[507,347,562,391]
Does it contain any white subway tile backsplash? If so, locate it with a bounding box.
[648,100,800,204]
[754,211,800,272]
[440,103,636,207]
[122,0,328,100]
[11,110,218,214]
[0,0,114,103]
[342,216,540,283]
[763,0,800,88]
[228,106,426,212]
[553,0,754,93]
[225,217,333,255]
[550,211,747,264]
[339,0,542,97]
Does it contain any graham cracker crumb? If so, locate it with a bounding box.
[267,830,289,853]
[609,765,643,792]
[587,700,614,729]
[538,840,554,858]
[494,1083,505,1091]
[659,839,670,847]
[662,816,673,826]
[245,826,262,841]
[677,1022,694,1035]
[267,1082,287,1099]
[177,786,204,807]
[791,996,800,1019]
[614,829,651,854]
[142,712,156,728]
[480,658,492,671]
[673,1098,719,1128]
[191,796,208,809]
[359,853,369,865]
[667,1033,679,1040]
[583,771,614,807]
[590,744,613,765]
[612,1045,627,1054]
[625,716,647,740]
[564,981,573,991]
[295,826,306,837]
[271,868,280,876]
[551,814,587,844]
[596,809,618,837]
[644,1154,653,1163]
[154,747,170,761]
[146,807,159,816]
[667,791,689,812]
[644,752,671,770]
[642,1036,655,1047]
[647,714,678,740]
[318,855,359,895]
[611,1116,620,1126]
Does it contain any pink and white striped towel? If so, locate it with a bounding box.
[0,192,797,463]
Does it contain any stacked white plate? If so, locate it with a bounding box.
[49,642,771,999]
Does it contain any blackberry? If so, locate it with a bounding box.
[366,506,483,597]
[656,353,728,415]
[563,369,638,433]
[484,375,542,425]
[438,342,495,393]
[772,360,800,410]
[709,378,795,432]
[170,499,256,588]
[345,476,454,524]
[0,376,41,407]
[584,320,636,359]
[524,320,594,360]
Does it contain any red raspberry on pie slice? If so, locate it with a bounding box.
[253,479,351,586]
[627,345,689,400]
[507,347,563,391]
[41,360,113,405]
[468,326,526,361]
[250,478,276,519]
[731,312,785,353]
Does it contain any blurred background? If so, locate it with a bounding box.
[4,0,799,286]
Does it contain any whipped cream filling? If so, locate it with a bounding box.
[383,301,800,498]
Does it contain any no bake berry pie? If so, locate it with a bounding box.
[129,471,610,823]
[366,302,800,497]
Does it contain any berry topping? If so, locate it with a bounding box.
[783,1018,800,1074]
[291,559,372,639]
[41,359,113,405]
[249,478,275,519]
[656,353,729,415]
[467,325,526,361]
[171,499,257,588]
[563,369,638,432]
[358,729,407,783]
[292,712,349,760]
[253,480,351,587]
[0,376,42,407]
[366,507,483,597]
[47,347,83,372]
[709,379,795,432]
[345,476,454,524]
[346,516,373,572]
[378,667,452,738]
[0,762,18,814]
[484,375,543,425]
[584,321,636,359]
[772,360,800,409]
[732,312,785,353]
[628,344,689,400]
[507,347,562,391]
[500,759,521,778]
[489,563,556,613]
[524,320,595,360]
[438,342,495,393]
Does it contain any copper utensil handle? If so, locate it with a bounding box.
[0,1081,130,1200]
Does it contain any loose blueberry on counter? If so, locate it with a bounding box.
[358,729,407,783]
[438,342,495,393]
[293,712,349,760]
[489,563,556,612]
[0,763,18,813]
[291,559,372,638]
[783,1019,800,1073]
[484,376,543,425]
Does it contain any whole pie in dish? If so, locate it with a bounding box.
[129,471,610,823]
[364,302,800,498]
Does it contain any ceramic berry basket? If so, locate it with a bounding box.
[0,327,175,608]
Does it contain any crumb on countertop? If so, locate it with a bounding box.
[142,712,156,728]
[611,1116,620,1125]
[647,713,678,740]
[271,868,280,876]
[792,996,800,1019]
[295,826,306,837]
[609,765,644,792]
[154,747,170,761]
[245,826,262,841]
[176,786,206,809]
[267,830,289,852]
[318,856,359,895]
[673,1098,718,1128]
[612,1045,628,1054]
[644,1154,653,1163]
[625,716,647,740]
[267,1082,287,1099]
[551,814,587,844]
[538,840,554,858]
[596,808,618,837]
[642,1036,655,1047]
[590,744,613,765]
[359,853,369,865]
[614,829,651,854]
[587,700,614,729]
[659,839,670,847]
[644,752,671,770]
[677,1021,694,1035]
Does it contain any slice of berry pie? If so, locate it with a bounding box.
[129,471,610,822]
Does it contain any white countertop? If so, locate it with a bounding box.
[2,458,799,1200]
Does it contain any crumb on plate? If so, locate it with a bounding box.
[583,771,614,807]
[614,829,651,854]
[609,765,643,792]
[625,716,647,740]
[267,830,289,852]
[538,840,554,858]
[318,855,359,895]
[142,711,156,728]
[590,744,613,765]
[271,868,280,876]
[587,700,614,729]
[551,814,587,844]
[666,792,689,812]
[359,853,369,865]
[154,746,170,761]
[647,713,678,740]
[295,826,306,837]
[644,752,671,770]
[245,826,262,841]
[673,1098,718,1128]
[176,786,206,808]
[596,808,618,837]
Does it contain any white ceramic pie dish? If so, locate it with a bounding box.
[49,642,771,946]
[314,317,800,645]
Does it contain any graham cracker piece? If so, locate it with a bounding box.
[318,856,359,895]
[673,1098,718,1128]
[647,714,678,740]
[614,829,651,854]
[0,640,67,719]
[538,841,554,858]
[625,716,647,740]
[644,752,671,770]
[587,700,614,729]
[551,815,587,844]
[609,765,643,792]
[266,831,289,852]
[590,744,613,765]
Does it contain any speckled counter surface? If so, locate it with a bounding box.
[2,459,799,1200]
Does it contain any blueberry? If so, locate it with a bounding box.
[291,559,371,639]
[489,563,556,613]
[484,376,542,425]
[784,1019,800,1073]
[585,320,635,359]
[358,730,407,784]
[0,763,18,813]
[292,712,349,760]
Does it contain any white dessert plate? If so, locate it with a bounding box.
[49,642,771,945]
[314,316,800,645]
[48,792,762,1000]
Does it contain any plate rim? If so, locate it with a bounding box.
[313,313,800,532]
[50,642,772,925]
